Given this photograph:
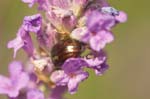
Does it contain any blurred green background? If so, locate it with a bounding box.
[0,0,150,99]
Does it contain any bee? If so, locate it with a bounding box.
[51,35,84,67]
[32,34,85,87]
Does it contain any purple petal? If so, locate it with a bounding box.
[74,0,88,5]
[0,76,18,97]
[22,34,34,57]
[8,27,34,57]
[37,24,57,49]
[27,89,45,99]
[95,0,109,7]
[50,70,69,86]
[62,58,88,74]
[86,11,102,32]
[46,8,76,33]
[62,15,77,32]
[86,11,116,32]
[9,91,27,99]
[94,62,109,76]
[23,14,42,33]
[70,27,90,42]
[90,30,114,51]
[115,11,127,23]
[84,50,107,67]
[9,61,23,77]
[7,36,24,58]
[68,71,89,94]
[50,0,71,9]
[84,57,105,68]
[18,28,34,57]
[14,72,29,90]
[50,86,67,99]
[0,61,29,97]
[83,51,108,75]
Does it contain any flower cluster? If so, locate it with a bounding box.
[0,0,127,99]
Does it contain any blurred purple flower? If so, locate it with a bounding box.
[27,89,45,99]
[9,91,27,99]
[49,86,66,99]
[0,61,29,97]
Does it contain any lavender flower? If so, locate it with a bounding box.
[23,14,42,33]
[7,14,42,57]
[51,58,89,94]
[1,0,127,98]
[84,51,109,75]
[0,61,29,97]
[71,8,126,51]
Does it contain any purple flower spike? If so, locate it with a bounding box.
[4,0,127,98]
[0,61,29,97]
